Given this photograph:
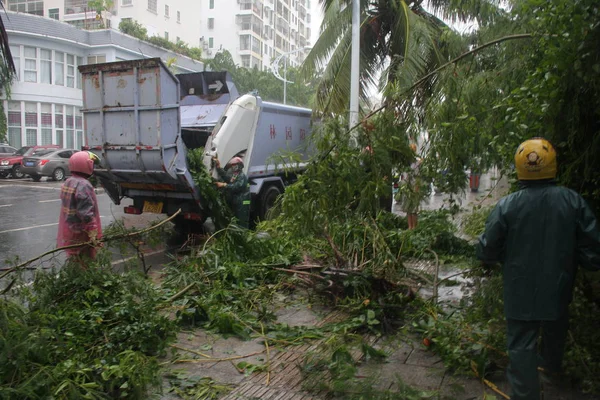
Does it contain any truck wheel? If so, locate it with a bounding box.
[11,165,24,179]
[259,185,282,221]
[173,215,207,234]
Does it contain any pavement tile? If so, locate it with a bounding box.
[375,336,415,364]
[276,308,322,327]
[439,374,488,400]
[405,346,445,368]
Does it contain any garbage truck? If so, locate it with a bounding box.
[78,58,313,229]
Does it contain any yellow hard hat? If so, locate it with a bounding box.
[514,138,557,180]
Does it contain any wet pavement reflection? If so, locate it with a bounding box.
[0,178,164,280]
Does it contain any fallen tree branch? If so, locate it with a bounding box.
[347,33,534,135]
[170,344,212,359]
[0,209,181,279]
[173,350,266,363]
[166,282,197,303]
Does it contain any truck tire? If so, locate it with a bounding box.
[173,215,207,234]
[258,185,282,221]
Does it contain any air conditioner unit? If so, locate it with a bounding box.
[203,43,209,50]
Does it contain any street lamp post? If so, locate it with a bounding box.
[349,0,360,131]
[270,47,311,104]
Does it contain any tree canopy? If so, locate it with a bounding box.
[207,50,316,108]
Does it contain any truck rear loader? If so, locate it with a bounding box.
[78,58,313,229]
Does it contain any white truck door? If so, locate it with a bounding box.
[204,94,259,177]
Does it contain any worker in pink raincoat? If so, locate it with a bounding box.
[57,150,102,261]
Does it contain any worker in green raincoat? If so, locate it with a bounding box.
[477,138,600,400]
[214,156,250,228]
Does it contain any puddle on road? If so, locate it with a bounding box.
[412,264,473,305]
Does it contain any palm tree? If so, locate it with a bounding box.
[302,0,505,115]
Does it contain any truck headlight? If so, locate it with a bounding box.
[0,160,9,166]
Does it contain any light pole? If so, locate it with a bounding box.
[349,0,360,131]
[270,47,311,104]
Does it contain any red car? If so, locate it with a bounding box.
[0,145,61,179]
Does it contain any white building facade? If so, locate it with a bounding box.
[1,11,204,149]
[5,0,202,43]
[4,0,312,71]
[201,0,312,70]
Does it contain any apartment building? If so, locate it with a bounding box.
[5,0,201,45]
[201,0,312,70]
[3,0,312,70]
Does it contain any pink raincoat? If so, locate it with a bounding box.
[57,174,102,258]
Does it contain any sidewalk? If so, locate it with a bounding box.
[159,172,594,400]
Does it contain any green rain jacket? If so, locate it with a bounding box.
[477,181,600,321]
[217,167,250,210]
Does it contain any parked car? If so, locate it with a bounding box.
[0,145,61,179]
[0,144,17,158]
[21,149,79,181]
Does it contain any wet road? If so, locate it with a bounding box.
[0,177,163,269]
[392,168,509,215]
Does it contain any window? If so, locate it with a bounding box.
[49,8,59,20]
[164,4,169,17]
[252,36,261,53]
[87,55,107,64]
[8,101,22,148]
[239,15,251,30]
[122,0,133,5]
[41,103,52,145]
[147,0,157,13]
[54,51,64,85]
[241,55,250,68]
[209,0,214,9]
[24,46,37,83]
[55,104,64,148]
[8,0,43,16]
[177,10,180,23]
[40,49,52,84]
[10,45,20,80]
[240,35,250,51]
[25,102,37,128]
[66,54,75,88]
[25,102,37,146]
[208,17,214,29]
[164,31,169,41]
[208,37,214,48]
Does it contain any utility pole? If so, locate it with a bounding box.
[349,0,360,131]
[283,56,288,104]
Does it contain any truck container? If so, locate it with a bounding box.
[79,58,312,227]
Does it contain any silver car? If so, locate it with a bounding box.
[21,149,79,181]
[0,144,17,158]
